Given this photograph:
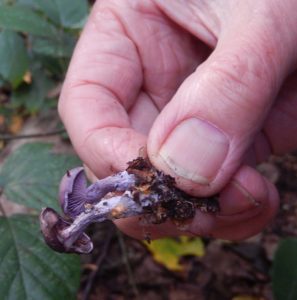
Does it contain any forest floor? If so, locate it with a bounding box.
[77,153,297,300]
[1,113,296,300]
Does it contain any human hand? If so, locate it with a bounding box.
[59,0,297,240]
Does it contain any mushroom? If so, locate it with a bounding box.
[39,207,93,254]
[59,168,137,219]
[40,157,220,254]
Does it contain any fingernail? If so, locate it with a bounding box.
[220,180,261,215]
[159,118,229,184]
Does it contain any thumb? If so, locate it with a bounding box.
[148,21,293,195]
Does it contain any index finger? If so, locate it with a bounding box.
[58,2,145,177]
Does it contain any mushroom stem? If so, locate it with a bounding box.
[85,171,137,201]
[59,169,137,218]
[61,192,143,249]
[44,190,154,252]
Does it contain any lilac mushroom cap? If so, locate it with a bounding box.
[39,207,93,254]
[59,167,88,219]
[59,167,137,219]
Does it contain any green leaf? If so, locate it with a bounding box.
[0,30,29,88]
[17,0,89,29]
[0,143,80,211]
[0,5,58,38]
[0,75,5,87]
[272,238,297,300]
[0,214,80,300]
[15,0,35,6]
[145,236,205,271]
[17,0,60,25]
[34,55,67,78]
[0,0,14,4]
[49,0,89,29]
[11,66,56,114]
[32,36,76,58]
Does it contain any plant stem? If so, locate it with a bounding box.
[0,129,66,141]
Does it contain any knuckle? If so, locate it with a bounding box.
[207,48,276,112]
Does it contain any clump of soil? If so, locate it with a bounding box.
[126,157,220,225]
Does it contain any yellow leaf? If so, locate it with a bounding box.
[144,236,205,271]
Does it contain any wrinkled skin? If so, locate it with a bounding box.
[59,0,297,240]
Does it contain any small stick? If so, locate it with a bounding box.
[0,129,66,141]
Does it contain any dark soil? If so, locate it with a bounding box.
[126,157,220,225]
[78,154,297,300]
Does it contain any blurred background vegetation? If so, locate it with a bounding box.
[0,1,89,299]
[0,0,89,124]
[0,1,297,299]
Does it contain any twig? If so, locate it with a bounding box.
[82,226,114,300]
[0,129,66,141]
[116,230,139,298]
